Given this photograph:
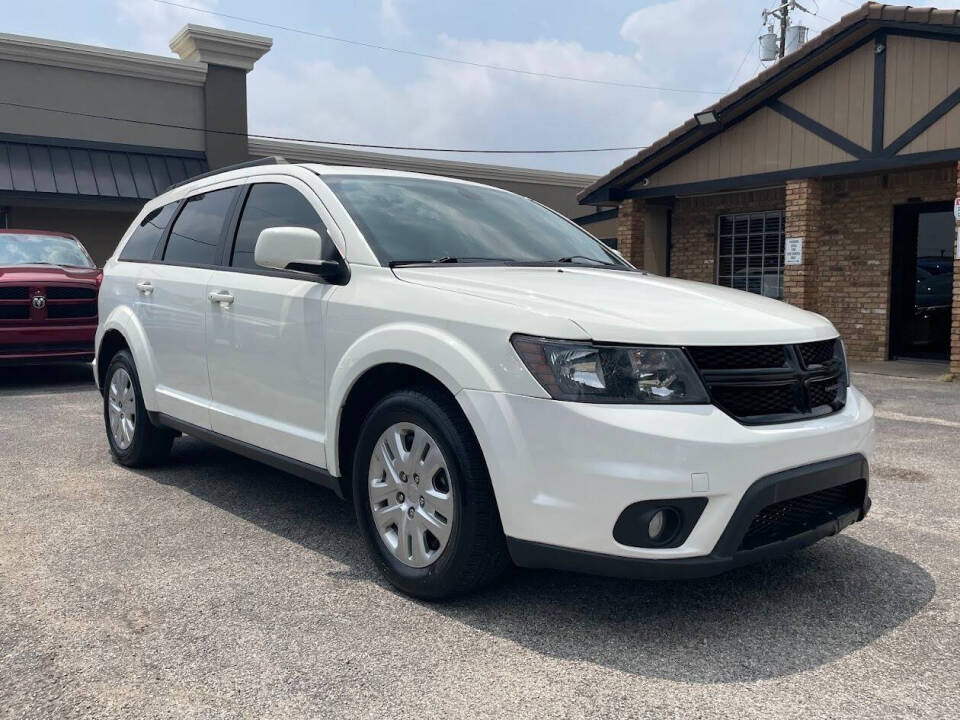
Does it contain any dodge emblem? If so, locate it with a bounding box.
[32,295,46,309]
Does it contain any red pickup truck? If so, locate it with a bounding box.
[0,230,101,364]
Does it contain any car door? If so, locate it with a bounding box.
[139,185,241,428]
[205,178,340,468]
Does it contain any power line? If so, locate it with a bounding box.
[153,0,724,96]
[0,99,650,154]
[728,22,768,90]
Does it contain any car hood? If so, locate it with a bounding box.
[0,264,100,285]
[393,266,837,345]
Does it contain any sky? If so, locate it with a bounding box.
[5,0,958,175]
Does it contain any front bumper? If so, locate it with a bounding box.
[457,385,874,566]
[508,454,870,579]
[0,323,96,363]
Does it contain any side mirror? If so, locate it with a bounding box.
[254,226,349,285]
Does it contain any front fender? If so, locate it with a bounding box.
[325,322,507,477]
[97,305,160,411]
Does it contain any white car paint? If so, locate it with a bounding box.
[96,162,874,563]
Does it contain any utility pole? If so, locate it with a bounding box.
[761,1,811,61]
[778,1,790,59]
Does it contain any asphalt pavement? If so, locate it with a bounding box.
[1,365,958,719]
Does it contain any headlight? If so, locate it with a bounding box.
[511,335,709,404]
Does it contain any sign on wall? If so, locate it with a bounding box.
[954,198,960,221]
[785,236,803,265]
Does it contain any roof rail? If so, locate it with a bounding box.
[164,156,288,192]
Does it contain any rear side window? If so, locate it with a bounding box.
[231,183,329,269]
[163,187,238,266]
[119,203,177,261]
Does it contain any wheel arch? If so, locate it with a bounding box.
[326,323,503,481]
[96,306,159,409]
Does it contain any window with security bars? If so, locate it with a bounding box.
[716,210,785,299]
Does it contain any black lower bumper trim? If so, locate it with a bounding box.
[508,453,870,580]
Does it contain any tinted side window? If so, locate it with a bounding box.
[163,187,238,266]
[119,203,178,261]
[232,183,328,269]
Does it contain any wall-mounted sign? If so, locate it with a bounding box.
[954,197,960,221]
[785,236,803,265]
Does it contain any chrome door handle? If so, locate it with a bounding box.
[208,290,235,307]
[136,281,154,295]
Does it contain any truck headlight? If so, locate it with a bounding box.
[511,335,709,404]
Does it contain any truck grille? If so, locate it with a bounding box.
[687,339,846,424]
[0,284,97,324]
[738,479,866,551]
[46,286,96,300]
[0,286,29,300]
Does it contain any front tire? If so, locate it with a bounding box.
[353,387,509,600]
[103,350,174,467]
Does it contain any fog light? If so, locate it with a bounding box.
[648,510,666,540]
[644,506,681,544]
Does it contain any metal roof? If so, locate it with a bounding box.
[0,135,206,201]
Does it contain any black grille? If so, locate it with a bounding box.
[0,286,29,299]
[688,339,846,424]
[738,479,866,551]
[46,286,96,300]
[799,338,836,367]
[711,383,797,418]
[808,377,846,410]
[47,303,97,319]
[0,306,29,320]
[687,345,786,370]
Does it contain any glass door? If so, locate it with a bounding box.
[890,202,954,360]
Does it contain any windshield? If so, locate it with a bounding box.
[0,233,94,268]
[323,175,625,267]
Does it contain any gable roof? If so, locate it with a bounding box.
[579,2,960,205]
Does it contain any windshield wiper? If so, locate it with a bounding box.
[557,255,615,266]
[390,256,515,267]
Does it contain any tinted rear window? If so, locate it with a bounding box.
[163,188,238,266]
[119,203,178,261]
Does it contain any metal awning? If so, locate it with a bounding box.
[0,135,206,201]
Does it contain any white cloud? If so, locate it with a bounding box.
[379,0,410,38]
[246,0,960,174]
[248,31,709,174]
[115,0,222,55]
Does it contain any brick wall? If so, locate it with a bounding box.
[819,165,955,361]
[660,166,957,363]
[616,198,644,267]
[783,179,822,310]
[670,188,785,283]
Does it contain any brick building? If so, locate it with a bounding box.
[580,3,960,374]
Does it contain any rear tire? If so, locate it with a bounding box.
[353,387,509,600]
[103,350,174,467]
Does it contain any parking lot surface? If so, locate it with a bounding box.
[1,366,958,719]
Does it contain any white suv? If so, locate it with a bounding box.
[96,159,875,599]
